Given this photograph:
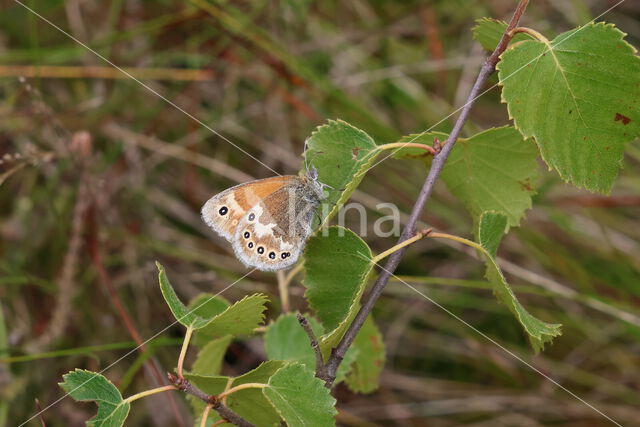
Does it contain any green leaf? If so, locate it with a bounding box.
[345,316,385,394]
[188,293,230,319]
[192,335,232,376]
[472,18,532,51]
[186,361,285,426]
[158,263,268,338]
[477,212,562,352]
[265,313,324,371]
[196,294,268,341]
[440,126,539,227]
[188,294,231,347]
[263,363,337,427]
[336,346,359,385]
[304,120,379,220]
[157,262,209,329]
[478,211,508,258]
[498,22,640,193]
[304,227,373,331]
[59,370,130,427]
[226,361,284,426]
[303,226,374,357]
[264,313,357,384]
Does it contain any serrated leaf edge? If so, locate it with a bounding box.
[198,293,269,334]
[263,362,338,425]
[477,212,562,351]
[59,369,131,427]
[306,119,381,224]
[497,22,637,193]
[312,226,375,357]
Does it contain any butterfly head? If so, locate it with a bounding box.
[303,166,326,204]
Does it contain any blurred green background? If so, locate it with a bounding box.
[1,0,639,425]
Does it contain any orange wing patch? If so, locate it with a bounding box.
[201,176,295,240]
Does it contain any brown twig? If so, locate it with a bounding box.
[296,314,325,378]
[0,65,216,81]
[87,190,186,426]
[320,0,531,387]
[168,373,255,427]
[25,132,92,352]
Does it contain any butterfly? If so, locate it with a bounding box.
[201,168,326,271]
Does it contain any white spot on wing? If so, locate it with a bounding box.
[279,241,294,251]
[252,221,276,238]
[225,193,242,213]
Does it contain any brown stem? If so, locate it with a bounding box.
[320,0,530,387]
[212,401,254,427]
[168,373,255,427]
[296,314,325,378]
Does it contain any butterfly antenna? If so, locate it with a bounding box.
[313,209,324,225]
[320,182,345,192]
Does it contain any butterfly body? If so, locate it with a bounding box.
[201,172,324,271]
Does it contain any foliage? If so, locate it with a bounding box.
[263,363,337,427]
[59,370,130,427]
[472,17,532,50]
[264,313,358,384]
[264,313,325,371]
[498,23,640,193]
[476,212,562,351]
[186,361,285,426]
[305,120,379,220]
[158,262,268,336]
[344,316,385,393]
[2,1,638,426]
[400,127,539,226]
[303,226,375,357]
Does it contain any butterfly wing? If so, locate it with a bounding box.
[231,182,319,271]
[201,176,296,241]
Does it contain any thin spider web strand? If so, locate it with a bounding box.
[12,0,281,178]
[362,0,627,175]
[358,252,622,426]
[18,268,257,427]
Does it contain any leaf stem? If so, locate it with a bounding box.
[320,0,530,387]
[276,270,290,313]
[510,26,550,44]
[428,231,483,251]
[222,377,234,405]
[200,404,213,427]
[371,229,432,264]
[216,383,267,400]
[123,385,177,404]
[177,326,194,379]
[284,263,304,288]
[278,263,304,313]
[378,142,437,156]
